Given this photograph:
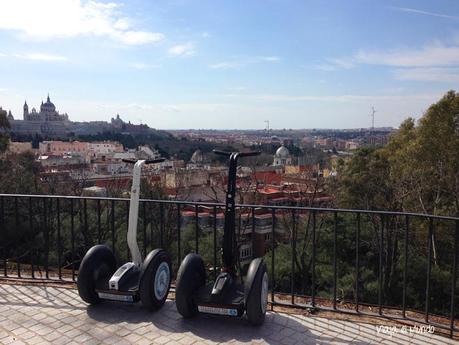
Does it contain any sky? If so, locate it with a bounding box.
[0,0,459,129]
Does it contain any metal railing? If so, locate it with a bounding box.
[0,193,457,338]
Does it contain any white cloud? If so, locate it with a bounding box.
[209,56,281,69]
[322,41,459,70]
[227,86,247,92]
[259,56,280,62]
[314,64,338,71]
[14,53,68,61]
[130,62,160,70]
[223,92,441,103]
[168,42,195,56]
[390,7,459,21]
[210,62,243,70]
[0,0,164,45]
[353,43,459,67]
[393,67,459,82]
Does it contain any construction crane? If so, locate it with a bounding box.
[264,120,270,133]
[370,107,377,131]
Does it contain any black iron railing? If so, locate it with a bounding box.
[0,193,457,338]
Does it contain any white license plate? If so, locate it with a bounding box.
[98,292,134,302]
[198,305,238,316]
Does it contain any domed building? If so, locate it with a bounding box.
[23,94,69,122]
[273,144,292,166]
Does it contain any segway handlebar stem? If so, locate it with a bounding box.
[127,160,146,266]
[214,150,260,274]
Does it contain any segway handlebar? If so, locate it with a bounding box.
[212,150,261,157]
[122,158,165,164]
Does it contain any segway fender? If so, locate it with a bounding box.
[244,257,264,301]
[140,249,164,278]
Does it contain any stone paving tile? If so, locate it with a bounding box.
[0,283,456,344]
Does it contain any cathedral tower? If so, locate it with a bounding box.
[23,101,29,120]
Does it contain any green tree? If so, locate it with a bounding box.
[0,107,10,153]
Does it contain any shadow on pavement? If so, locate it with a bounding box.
[87,299,372,344]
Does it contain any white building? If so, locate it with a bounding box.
[273,145,292,166]
[88,141,124,158]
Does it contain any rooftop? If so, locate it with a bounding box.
[0,282,453,345]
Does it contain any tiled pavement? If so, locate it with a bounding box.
[0,283,455,344]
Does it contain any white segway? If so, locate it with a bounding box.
[77,158,172,310]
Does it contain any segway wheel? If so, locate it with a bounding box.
[245,259,269,326]
[139,249,172,310]
[77,245,116,305]
[175,253,206,318]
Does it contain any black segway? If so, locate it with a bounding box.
[175,150,269,325]
[77,158,172,310]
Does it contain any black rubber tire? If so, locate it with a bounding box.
[139,249,172,311]
[77,245,116,305]
[175,253,206,318]
[245,260,268,326]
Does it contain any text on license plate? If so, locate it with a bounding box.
[98,292,134,302]
[198,305,238,316]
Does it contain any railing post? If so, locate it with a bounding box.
[291,209,296,305]
[213,206,218,281]
[57,198,62,280]
[29,197,34,279]
[126,200,129,262]
[15,196,20,278]
[450,220,459,338]
[142,201,147,258]
[70,199,75,281]
[333,211,337,310]
[149,203,154,249]
[355,212,360,312]
[425,217,433,322]
[311,210,316,308]
[1,197,5,277]
[195,205,199,253]
[403,215,409,318]
[271,208,276,311]
[378,214,384,315]
[251,207,256,259]
[44,198,49,279]
[84,198,88,248]
[160,203,164,249]
[97,199,101,244]
[111,200,115,257]
[177,204,181,265]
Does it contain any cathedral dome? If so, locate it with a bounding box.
[275,145,290,158]
[41,95,56,112]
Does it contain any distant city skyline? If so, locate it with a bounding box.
[0,0,458,129]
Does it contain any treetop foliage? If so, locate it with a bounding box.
[337,90,459,217]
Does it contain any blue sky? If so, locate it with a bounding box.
[0,0,458,129]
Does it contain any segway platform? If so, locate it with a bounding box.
[94,263,141,302]
[195,282,245,317]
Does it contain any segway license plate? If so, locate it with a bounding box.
[198,305,239,316]
[98,292,135,302]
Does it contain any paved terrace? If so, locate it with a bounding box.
[0,283,455,345]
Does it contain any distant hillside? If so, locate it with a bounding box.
[11,129,238,162]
